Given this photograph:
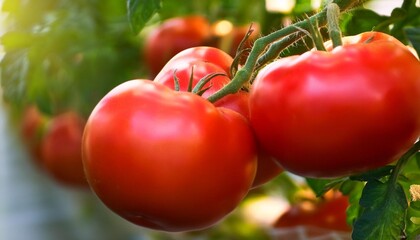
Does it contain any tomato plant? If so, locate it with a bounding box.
[82,79,257,232]
[41,111,88,187]
[249,31,420,178]
[144,16,211,76]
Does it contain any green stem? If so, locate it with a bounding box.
[255,31,307,69]
[207,0,364,103]
[391,141,420,185]
[327,3,343,48]
[306,16,327,51]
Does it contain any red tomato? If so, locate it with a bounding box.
[155,60,231,99]
[41,111,88,187]
[20,105,47,165]
[222,23,260,59]
[154,47,283,187]
[274,192,351,232]
[144,16,211,76]
[82,80,257,232]
[156,46,234,78]
[250,32,420,178]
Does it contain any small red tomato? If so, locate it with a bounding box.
[20,105,47,165]
[274,192,351,232]
[41,111,88,187]
[156,46,234,78]
[144,16,211,76]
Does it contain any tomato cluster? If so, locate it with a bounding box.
[20,106,88,188]
[82,30,420,232]
[83,46,282,232]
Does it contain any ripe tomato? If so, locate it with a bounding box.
[155,59,231,99]
[41,111,88,187]
[274,192,351,232]
[156,46,234,78]
[144,16,211,76]
[250,32,420,178]
[20,105,47,165]
[82,80,257,232]
[154,47,283,188]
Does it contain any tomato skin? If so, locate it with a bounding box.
[144,16,211,76]
[250,32,420,178]
[82,80,257,232]
[41,111,88,187]
[156,46,234,78]
[274,193,351,232]
[155,60,231,99]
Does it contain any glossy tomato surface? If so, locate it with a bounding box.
[250,32,420,178]
[82,80,257,232]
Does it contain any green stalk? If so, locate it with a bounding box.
[391,141,420,185]
[327,3,343,48]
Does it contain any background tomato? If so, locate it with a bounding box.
[211,22,260,62]
[82,80,257,232]
[20,105,47,166]
[274,192,351,232]
[144,16,211,77]
[250,32,420,178]
[41,111,88,187]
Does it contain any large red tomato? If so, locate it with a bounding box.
[82,80,257,232]
[250,32,420,178]
[154,47,283,187]
[144,16,211,76]
[41,111,88,187]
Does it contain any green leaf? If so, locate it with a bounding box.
[0,51,29,104]
[341,9,389,36]
[352,180,408,240]
[350,165,394,182]
[343,180,365,227]
[0,31,34,51]
[405,27,420,57]
[407,201,420,239]
[127,0,162,34]
[305,177,346,197]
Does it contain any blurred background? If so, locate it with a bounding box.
[0,0,414,239]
